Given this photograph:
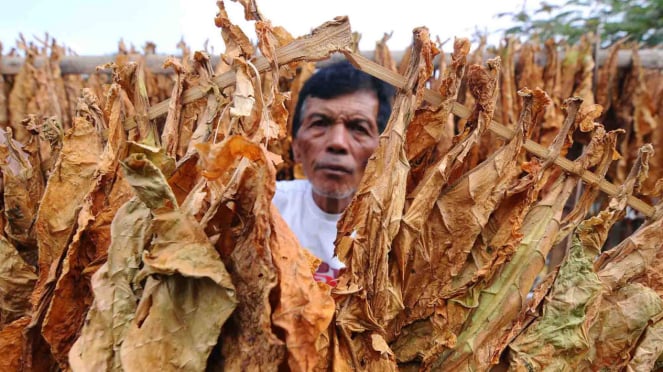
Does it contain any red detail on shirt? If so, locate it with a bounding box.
[314,262,339,287]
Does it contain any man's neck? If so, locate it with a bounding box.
[311,191,352,214]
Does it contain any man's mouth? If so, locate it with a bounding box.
[315,163,353,175]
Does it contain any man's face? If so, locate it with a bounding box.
[293,91,380,200]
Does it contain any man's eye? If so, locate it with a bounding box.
[349,121,370,134]
[310,120,327,127]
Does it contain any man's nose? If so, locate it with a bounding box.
[325,123,351,154]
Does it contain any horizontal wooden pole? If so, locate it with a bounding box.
[345,51,657,219]
[2,48,662,75]
[148,16,353,120]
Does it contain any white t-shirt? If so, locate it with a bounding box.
[272,179,344,284]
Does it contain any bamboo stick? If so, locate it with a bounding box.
[2,48,661,75]
[344,51,657,219]
[147,16,353,120]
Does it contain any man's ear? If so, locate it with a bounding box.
[292,138,302,164]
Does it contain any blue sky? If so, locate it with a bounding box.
[1,0,543,55]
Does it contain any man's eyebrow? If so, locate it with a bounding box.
[305,112,333,121]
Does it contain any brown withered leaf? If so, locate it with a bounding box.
[214,0,255,74]
[405,86,530,308]
[7,52,37,144]
[197,136,284,371]
[0,126,44,251]
[631,50,661,195]
[446,89,551,298]
[515,43,543,109]
[271,206,335,371]
[596,163,663,291]
[406,38,470,191]
[373,32,397,72]
[0,236,37,325]
[69,199,152,371]
[575,103,603,132]
[393,86,529,370]
[233,0,263,21]
[229,59,256,122]
[332,28,435,371]
[582,283,663,370]
[253,20,292,151]
[433,172,579,370]
[627,312,663,371]
[535,39,564,148]
[498,38,518,127]
[185,53,224,157]
[119,153,236,371]
[0,316,31,371]
[0,52,7,128]
[393,56,501,294]
[595,38,626,114]
[432,98,586,370]
[41,83,131,367]
[32,105,104,305]
[509,142,645,371]
[160,57,186,158]
[555,126,620,242]
[573,35,595,106]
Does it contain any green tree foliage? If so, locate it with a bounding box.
[498,0,662,47]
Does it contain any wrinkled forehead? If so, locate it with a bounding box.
[299,91,379,120]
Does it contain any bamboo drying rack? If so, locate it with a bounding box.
[42,17,657,219]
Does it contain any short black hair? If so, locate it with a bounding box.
[292,60,395,137]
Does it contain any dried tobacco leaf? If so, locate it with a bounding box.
[498,38,518,127]
[627,313,663,372]
[0,316,31,371]
[595,39,626,114]
[430,98,586,370]
[374,32,397,72]
[582,283,662,370]
[0,126,44,251]
[0,236,37,325]
[514,43,543,109]
[214,0,255,74]
[271,206,335,371]
[405,38,470,191]
[403,85,529,318]
[0,47,7,128]
[69,199,152,371]
[160,57,186,158]
[8,52,38,144]
[508,214,605,370]
[32,100,104,304]
[446,89,551,296]
[185,52,224,157]
[394,57,501,292]
[392,85,531,370]
[41,83,131,367]
[332,28,435,371]
[535,39,563,148]
[119,154,236,371]
[572,36,595,106]
[509,144,647,371]
[197,136,284,371]
[631,50,660,195]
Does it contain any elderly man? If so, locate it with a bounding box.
[273,61,394,284]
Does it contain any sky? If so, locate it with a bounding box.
[0,0,546,56]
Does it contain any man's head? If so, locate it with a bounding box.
[291,61,395,213]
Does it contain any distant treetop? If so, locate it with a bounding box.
[497,0,662,47]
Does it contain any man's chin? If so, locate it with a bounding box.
[311,183,356,200]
